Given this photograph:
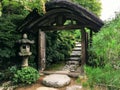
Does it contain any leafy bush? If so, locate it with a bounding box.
[0,72,4,81]
[13,67,40,85]
[46,31,75,67]
[0,14,25,69]
[0,65,18,82]
[89,14,120,67]
[2,1,24,14]
[85,65,120,89]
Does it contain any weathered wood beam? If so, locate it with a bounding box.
[39,25,91,31]
[86,32,88,64]
[81,28,86,74]
[38,30,46,71]
[90,30,93,47]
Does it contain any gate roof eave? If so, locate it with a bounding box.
[17,0,104,33]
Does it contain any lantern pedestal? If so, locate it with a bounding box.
[17,33,34,67]
[22,56,29,67]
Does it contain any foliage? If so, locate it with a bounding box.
[85,65,120,89]
[89,14,120,67]
[2,0,24,14]
[46,61,65,71]
[0,65,18,81]
[18,0,44,13]
[73,0,101,16]
[0,72,4,81]
[12,67,40,85]
[0,0,102,70]
[46,31,75,67]
[87,14,120,89]
[0,14,25,69]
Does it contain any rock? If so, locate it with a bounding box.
[66,85,82,90]
[2,81,16,90]
[36,87,58,90]
[42,74,71,88]
[0,87,4,90]
[55,71,70,73]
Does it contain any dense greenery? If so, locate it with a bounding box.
[86,14,120,89]
[0,65,18,81]
[74,0,101,16]
[46,31,75,67]
[0,0,101,68]
[0,14,24,69]
[13,67,40,85]
[85,65,120,89]
[0,0,102,85]
[89,14,120,67]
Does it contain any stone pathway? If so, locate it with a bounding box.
[42,74,71,88]
[62,42,81,72]
[36,87,58,90]
[0,42,83,90]
[41,42,83,89]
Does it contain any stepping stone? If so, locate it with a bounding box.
[36,87,58,90]
[0,87,4,90]
[55,70,70,73]
[75,42,79,44]
[66,61,79,65]
[73,47,81,51]
[70,51,81,56]
[69,57,80,61]
[42,74,71,88]
[66,85,82,90]
[76,43,81,47]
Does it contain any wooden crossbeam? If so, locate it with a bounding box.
[39,25,92,31]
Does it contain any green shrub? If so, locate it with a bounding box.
[85,65,120,89]
[12,67,40,85]
[0,72,4,81]
[0,66,18,81]
[89,14,120,67]
[46,31,76,67]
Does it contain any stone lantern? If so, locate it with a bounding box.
[17,33,34,67]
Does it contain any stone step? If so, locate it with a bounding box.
[40,71,80,78]
[69,57,80,61]
[75,43,81,47]
[75,42,80,44]
[0,87,4,90]
[70,55,81,57]
[66,61,79,65]
[70,51,81,56]
[42,74,71,88]
[73,47,82,51]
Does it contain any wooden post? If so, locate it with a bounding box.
[90,30,93,47]
[86,32,88,64]
[38,30,46,71]
[81,28,86,74]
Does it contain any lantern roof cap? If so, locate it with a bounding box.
[18,33,34,44]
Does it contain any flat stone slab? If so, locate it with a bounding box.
[69,57,80,61]
[66,61,79,65]
[66,85,82,90]
[73,47,81,51]
[70,51,81,56]
[36,87,58,90]
[55,70,70,73]
[42,74,71,88]
[0,87,4,90]
[76,43,81,47]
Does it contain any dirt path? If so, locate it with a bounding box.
[15,75,84,90]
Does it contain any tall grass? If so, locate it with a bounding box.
[89,14,120,67]
[86,14,120,89]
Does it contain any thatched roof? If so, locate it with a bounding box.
[17,0,104,33]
